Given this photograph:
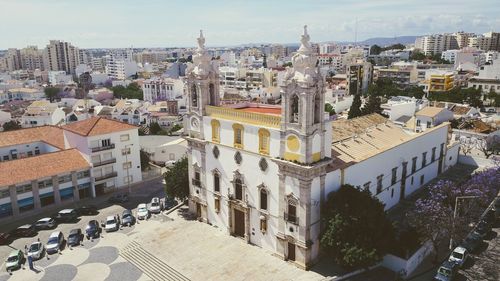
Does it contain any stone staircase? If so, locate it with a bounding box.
[120,240,190,281]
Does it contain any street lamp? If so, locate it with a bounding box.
[124,144,133,194]
[449,195,480,249]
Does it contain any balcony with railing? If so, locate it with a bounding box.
[284,212,299,225]
[92,158,116,167]
[191,178,201,187]
[94,171,117,182]
[91,143,115,153]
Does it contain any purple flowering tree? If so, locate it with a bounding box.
[407,166,500,262]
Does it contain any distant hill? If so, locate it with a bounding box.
[356,36,418,46]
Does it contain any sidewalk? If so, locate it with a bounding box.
[0,177,164,233]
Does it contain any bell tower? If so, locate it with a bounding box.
[280,26,330,164]
[185,30,220,139]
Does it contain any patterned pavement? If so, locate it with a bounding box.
[0,226,152,281]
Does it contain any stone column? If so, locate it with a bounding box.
[299,178,312,267]
[31,180,41,210]
[71,172,80,202]
[275,172,287,259]
[52,176,61,205]
[9,185,19,217]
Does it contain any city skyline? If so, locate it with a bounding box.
[1,0,500,49]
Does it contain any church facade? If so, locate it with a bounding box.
[184,28,459,270]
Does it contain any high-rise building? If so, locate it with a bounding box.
[415,34,458,55]
[5,48,23,71]
[43,40,80,74]
[20,46,44,71]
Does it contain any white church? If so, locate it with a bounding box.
[184,27,459,269]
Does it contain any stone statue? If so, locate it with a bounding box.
[197,30,205,50]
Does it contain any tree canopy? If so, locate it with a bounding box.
[407,167,500,261]
[2,120,22,131]
[370,44,405,55]
[321,185,395,269]
[164,156,189,201]
[348,94,362,119]
[140,149,150,171]
[111,82,143,100]
[428,87,483,108]
[44,87,60,102]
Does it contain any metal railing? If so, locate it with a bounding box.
[284,212,299,225]
[91,143,115,153]
[191,178,201,187]
[94,171,117,182]
[92,158,116,167]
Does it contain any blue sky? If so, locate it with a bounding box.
[0,0,499,49]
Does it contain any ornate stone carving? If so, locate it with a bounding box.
[284,25,319,86]
[186,30,218,79]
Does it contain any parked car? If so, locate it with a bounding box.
[34,217,57,230]
[137,203,149,220]
[461,232,483,253]
[46,231,65,254]
[85,220,101,239]
[121,209,136,226]
[0,233,12,245]
[149,197,162,214]
[75,205,98,216]
[164,197,178,210]
[473,220,491,238]
[27,241,45,260]
[108,194,129,204]
[448,246,468,267]
[10,224,36,237]
[494,198,500,217]
[55,209,78,223]
[483,209,496,226]
[67,229,82,247]
[434,260,458,281]
[105,216,119,232]
[5,250,24,272]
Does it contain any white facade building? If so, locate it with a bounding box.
[21,100,66,128]
[142,77,184,102]
[0,117,142,221]
[184,28,459,270]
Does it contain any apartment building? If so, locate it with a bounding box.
[20,46,45,71]
[346,61,373,96]
[105,55,138,80]
[43,40,80,75]
[0,88,44,103]
[376,62,418,89]
[142,77,184,102]
[0,117,142,221]
[429,71,455,92]
[415,34,458,55]
[468,57,500,93]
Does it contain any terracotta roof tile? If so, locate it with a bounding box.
[0,149,90,187]
[0,126,65,149]
[62,116,137,136]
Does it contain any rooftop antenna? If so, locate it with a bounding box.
[354,17,358,45]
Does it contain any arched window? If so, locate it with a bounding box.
[290,94,299,123]
[260,189,268,210]
[258,128,270,155]
[209,83,216,106]
[314,94,321,123]
[235,178,243,200]
[232,123,244,149]
[211,119,220,143]
[191,84,198,108]
[213,172,220,192]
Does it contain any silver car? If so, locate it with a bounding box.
[27,241,44,260]
[34,218,56,230]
